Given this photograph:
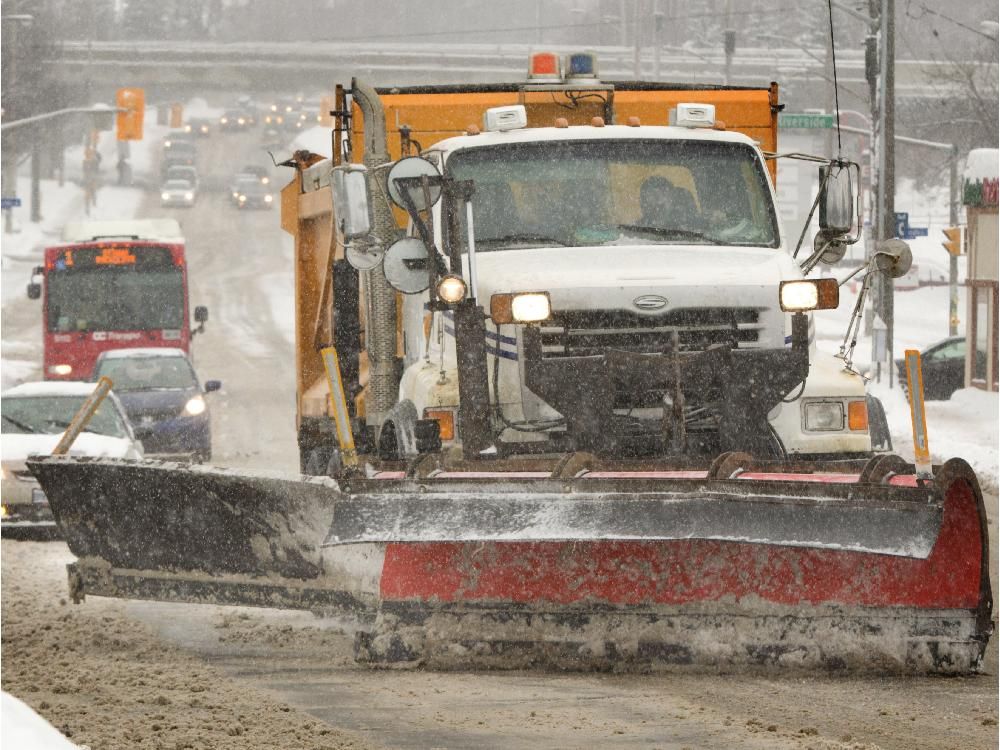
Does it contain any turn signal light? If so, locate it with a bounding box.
[424,408,455,441]
[848,400,869,431]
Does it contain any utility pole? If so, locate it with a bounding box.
[875,0,895,386]
[633,0,642,79]
[723,0,734,85]
[653,0,663,79]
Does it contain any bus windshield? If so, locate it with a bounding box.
[47,268,185,333]
[448,139,779,249]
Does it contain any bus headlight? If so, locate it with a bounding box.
[161,192,171,201]
[49,364,73,376]
[184,396,206,416]
[437,275,467,304]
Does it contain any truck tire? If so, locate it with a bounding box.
[867,395,892,452]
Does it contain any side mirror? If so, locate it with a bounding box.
[203,380,222,393]
[194,305,208,323]
[331,164,372,241]
[874,238,913,278]
[27,282,41,300]
[818,164,854,235]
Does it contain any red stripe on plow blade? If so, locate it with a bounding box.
[380,479,983,609]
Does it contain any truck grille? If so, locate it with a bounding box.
[540,308,762,358]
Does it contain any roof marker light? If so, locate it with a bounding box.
[565,52,599,80]
[528,52,561,82]
[466,124,481,135]
[591,116,605,128]
[554,117,569,128]
[627,116,641,127]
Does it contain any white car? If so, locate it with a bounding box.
[160,179,196,208]
[1,381,143,537]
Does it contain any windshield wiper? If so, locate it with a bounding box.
[617,224,740,245]
[476,233,569,247]
[2,414,38,433]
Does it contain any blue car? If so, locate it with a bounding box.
[92,348,221,462]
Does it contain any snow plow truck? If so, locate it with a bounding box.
[30,60,993,673]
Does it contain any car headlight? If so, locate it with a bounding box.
[184,192,194,201]
[238,117,245,124]
[238,195,247,202]
[161,193,171,200]
[184,125,192,132]
[802,400,845,431]
[261,176,269,184]
[220,117,228,124]
[201,125,209,133]
[264,194,273,203]
[779,279,839,312]
[437,275,467,304]
[164,139,172,147]
[184,396,206,416]
[49,364,73,376]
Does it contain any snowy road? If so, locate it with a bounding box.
[2,123,998,749]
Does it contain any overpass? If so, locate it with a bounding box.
[48,40,985,106]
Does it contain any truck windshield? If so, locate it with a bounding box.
[447,139,779,249]
[46,268,185,333]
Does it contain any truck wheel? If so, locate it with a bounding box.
[867,395,893,452]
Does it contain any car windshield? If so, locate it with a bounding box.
[238,180,265,194]
[94,355,199,392]
[447,139,779,249]
[164,181,190,190]
[1,395,128,438]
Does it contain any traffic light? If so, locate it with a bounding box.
[169,103,184,129]
[116,88,145,141]
[941,226,963,256]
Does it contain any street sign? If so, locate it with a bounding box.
[894,211,909,238]
[778,113,834,129]
[903,227,928,239]
[1,197,21,209]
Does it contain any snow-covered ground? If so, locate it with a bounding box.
[1,691,82,750]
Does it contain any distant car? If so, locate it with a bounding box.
[160,179,196,208]
[184,118,212,137]
[219,109,250,131]
[241,165,271,186]
[165,165,199,190]
[229,172,256,203]
[91,348,221,462]
[895,336,980,400]
[283,110,311,132]
[261,128,283,150]
[1,381,143,537]
[163,130,195,149]
[161,142,197,176]
[234,177,274,209]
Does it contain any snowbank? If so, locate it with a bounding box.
[965,148,999,182]
[1,691,81,750]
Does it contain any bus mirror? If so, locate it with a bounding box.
[27,282,41,300]
[194,306,209,323]
[818,164,853,235]
[332,164,372,241]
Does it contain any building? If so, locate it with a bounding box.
[963,149,999,391]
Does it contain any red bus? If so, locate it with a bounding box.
[26,219,208,380]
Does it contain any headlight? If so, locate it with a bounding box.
[437,275,468,304]
[49,364,73,376]
[238,195,247,202]
[220,117,228,124]
[201,125,209,133]
[184,396,206,416]
[261,176,269,184]
[264,194,273,203]
[184,125,191,132]
[161,192,171,200]
[490,292,552,324]
[164,140,172,147]
[1,504,8,518]
[779,279,839,312]
[270,104,277,112]
[184,192,194,201]
[802,400,845,431]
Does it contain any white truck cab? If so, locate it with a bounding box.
[394,114,872,458]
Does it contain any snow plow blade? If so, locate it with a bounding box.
[28,455,993,673]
